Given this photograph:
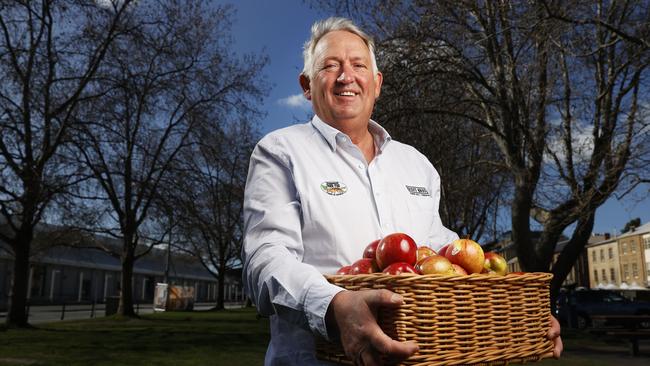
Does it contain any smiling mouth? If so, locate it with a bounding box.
[335,91,358,96]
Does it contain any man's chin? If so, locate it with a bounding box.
[331,108,367,121]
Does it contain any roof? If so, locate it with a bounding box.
[616,221,650,239]
[555,234,607,252]
[585,237,618,248]
[586,221,650,247]
[0,242,219,282]
[0,221,228,282]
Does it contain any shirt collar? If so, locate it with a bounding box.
[311,115,392,153]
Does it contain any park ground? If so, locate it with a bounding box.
[0,307,648,365]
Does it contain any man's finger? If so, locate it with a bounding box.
[361,289,404,309]
[369,330,419,360]
[547,315,561,339]
[360,346,383,366]
[547,315,563,358]
[553,334,563,358]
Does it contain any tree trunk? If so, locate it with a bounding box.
[511,182,538,271]
[215,260,225,311]
[6,230,32,327]
[118,245,136,317]
[550,212,595,305]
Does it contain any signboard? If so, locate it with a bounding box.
[154,283,195,312]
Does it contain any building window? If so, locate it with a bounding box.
[632,263,638,278]
[622,243,627,255]
[600,249,605,260]
[644,236,650,250]
[608,247,613,259]
[592,250,597,262]
[594,270,598,282]
[610,268,616,282]
[601,269,607,282]
[632,242,637,253]
[30,265,47,298]
[623,264,629,279]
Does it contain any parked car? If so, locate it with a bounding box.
[556,289,650,329]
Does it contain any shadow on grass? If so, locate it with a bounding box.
[0,308,271,365]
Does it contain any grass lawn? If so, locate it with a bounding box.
[0,308,270,366]
[1,309,649,365]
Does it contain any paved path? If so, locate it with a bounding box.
[0,302,245,324]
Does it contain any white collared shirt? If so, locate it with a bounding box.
[242,116,458,365]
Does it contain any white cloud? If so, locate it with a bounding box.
[545,123,595,164]
[95,0,118,9]
[277,94,311,110]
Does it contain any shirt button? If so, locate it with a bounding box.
[358,164,363,169]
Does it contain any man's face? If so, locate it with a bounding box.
[300,30,382,128]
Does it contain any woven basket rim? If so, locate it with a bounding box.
[325,272,553,282]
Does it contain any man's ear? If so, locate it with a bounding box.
[374,71,383,98]
[299,74,312,100]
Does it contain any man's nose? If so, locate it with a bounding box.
[336,65,354,83]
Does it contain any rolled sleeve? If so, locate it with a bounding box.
[304,278,345,340]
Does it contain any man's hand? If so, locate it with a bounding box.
[326,289,418,366]
[547,315,563,358]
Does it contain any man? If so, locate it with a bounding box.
[242,17,562,366]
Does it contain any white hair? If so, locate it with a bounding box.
[302,17,379,80]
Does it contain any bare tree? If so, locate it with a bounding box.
[313,0,650,300]
[0,0,134,327]
[69,0,268,316]
[158,120,257,310]
[375,38,511,241]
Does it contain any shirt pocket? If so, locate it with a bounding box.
[401,195,436,245]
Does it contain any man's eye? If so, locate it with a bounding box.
[354,64,367,68]
[324,64,339,70]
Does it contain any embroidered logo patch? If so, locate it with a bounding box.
[321,181,348,196]
[406,185,430,197]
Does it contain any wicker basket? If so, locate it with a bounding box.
[316,272,554,366]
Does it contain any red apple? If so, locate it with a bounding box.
[336,265,352,275]
[414,256,428,271]
[444,239,485,274]
[363,239,381,259]
[416,246,436,262]
[349,258,379,275]
[451,264,468,275]
[483,252,508,276]
[416,254,455,275]
[382,262,418,275]
[438,244,450,257]
[375,233,417,270]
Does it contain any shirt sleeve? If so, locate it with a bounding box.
[241,136,344,340]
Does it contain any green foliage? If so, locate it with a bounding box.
[0,308,269,366]
[621,218,642,233]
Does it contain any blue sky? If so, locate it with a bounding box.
[220,0,322,132]
[222,1,649,237]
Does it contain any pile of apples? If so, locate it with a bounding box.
[336,232,509,276]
